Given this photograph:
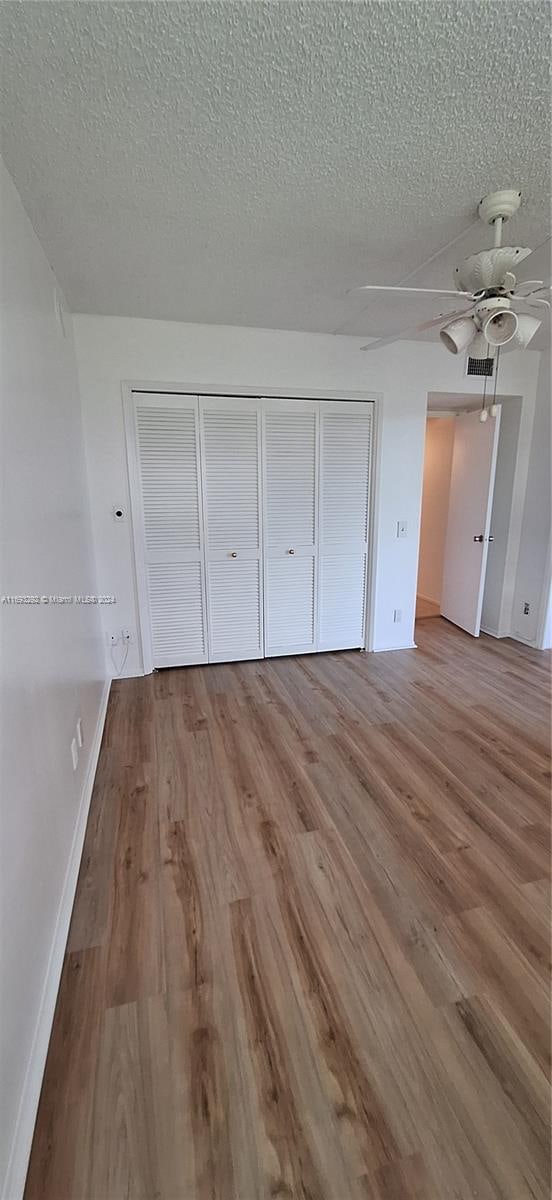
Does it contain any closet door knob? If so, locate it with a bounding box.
[288,548,295,555]
[231,551,238,558]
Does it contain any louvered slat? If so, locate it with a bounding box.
[137,406,201,554]
[201,398,263,661]
[319,554,366,650]
[265,410,316,546]
[263,401,317,656]
[135,396,208,667]
[208,560,262,660]
[148,562,206,664]
[202,410,260,550]
[318,403,372,651]
[266,557,315,649]
[321,410,372,549]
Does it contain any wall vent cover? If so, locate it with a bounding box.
[466,355,494,378]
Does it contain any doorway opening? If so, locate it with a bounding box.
[416,391,523,638]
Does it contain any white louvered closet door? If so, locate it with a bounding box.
[134,394,208,668]
[263,401,318,656]
[200,397,263,662]
[318,402,373,651]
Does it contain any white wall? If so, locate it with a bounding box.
[73,314,542,672]
[511,352,551,645]
[417,417,455,604]
[0,163,106,1199]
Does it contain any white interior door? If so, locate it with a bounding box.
[318,402,372,651]
[133,394,208,668]
[200,397,263,662]
[263,400,318,656]
[441,407,502,636]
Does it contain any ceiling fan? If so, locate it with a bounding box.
[352,190,550,356]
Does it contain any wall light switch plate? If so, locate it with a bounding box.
[71,738,79,772]
[396,520,408,539]
[76,718,84,748]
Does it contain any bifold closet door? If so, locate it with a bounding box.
[263,401,318,656]
[200,397,263,662]
[318,402,372,651]
[134,394,208,668]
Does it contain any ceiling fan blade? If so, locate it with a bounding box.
[350,284,473,298]
[514,279,545,294]
[519,296,551,310]
[360,308,471,352]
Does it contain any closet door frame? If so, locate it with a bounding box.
[124,383,381,674]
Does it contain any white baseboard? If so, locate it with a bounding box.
[416,593,439,605]
[509,630,538,648]
[480,624,509,639]
[373,641,417,653]
[2,678,111,1200]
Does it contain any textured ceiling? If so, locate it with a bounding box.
[1,1,550,343]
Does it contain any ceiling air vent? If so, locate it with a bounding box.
[465,355,494,378]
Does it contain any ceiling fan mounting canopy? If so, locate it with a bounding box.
[477,188,522,226]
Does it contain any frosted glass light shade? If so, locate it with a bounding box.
[501,313,541,352]
[440,315,476,355]
[483,308,518,346]
[469,333,496,360]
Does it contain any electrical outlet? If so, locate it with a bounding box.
[396,520,408,539]
[121,628,134,644]
[70,738,79,772]
[107,632,119,646]
[523,601,530,615]
[393,608,402,623]
[76,717,84,748]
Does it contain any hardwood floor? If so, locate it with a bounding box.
[415,596,440,619]
[26,620,551,1199]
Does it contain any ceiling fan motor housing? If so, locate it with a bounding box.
[454,246,532,293]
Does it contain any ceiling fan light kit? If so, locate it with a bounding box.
[468,332,496,360]
[478,298,519,347]
[501,312,541,353]
[356,188,549,356]
[439,315,476,355]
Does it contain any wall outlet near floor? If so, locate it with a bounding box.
[70,737,79,772]
[76,717,84,748]
[393,608,402,623]
[523,601,530,615]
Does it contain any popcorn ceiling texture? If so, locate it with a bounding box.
[1,1,550,338]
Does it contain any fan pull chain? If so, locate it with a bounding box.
[479,369,489,422]
[490,346,501,417]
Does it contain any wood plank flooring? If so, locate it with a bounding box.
[415,596,440,619]
[26,620,551,1199]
